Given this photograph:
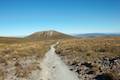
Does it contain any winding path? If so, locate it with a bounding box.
[39,42,79,80]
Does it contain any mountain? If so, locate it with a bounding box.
[26,30,74,40]
[75,33,120,38]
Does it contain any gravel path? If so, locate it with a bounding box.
[39,43,79,80]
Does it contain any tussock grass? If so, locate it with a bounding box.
[0,39,55,79]
[56,37,120,79]
[56,37,120,62]
[0,41,54,59]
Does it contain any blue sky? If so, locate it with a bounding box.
[0,0,120,36]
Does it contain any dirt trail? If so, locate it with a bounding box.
[39,42,79,80]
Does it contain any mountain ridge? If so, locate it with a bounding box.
[25,30,74,40]
[75,33,120,37]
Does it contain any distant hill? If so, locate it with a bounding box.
[25,30,74,40]
[0,31,120,43]
[0,37,23,43]
[75,33,120,38]
[0,30,74,43]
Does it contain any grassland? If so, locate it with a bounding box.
[0,32,120,80]
[56,37,120,59]
[0,38,55,80]
[0,30,72,80]
[56,37,120,80]
[0,41,54,57]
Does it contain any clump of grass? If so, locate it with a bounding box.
[0,69,4,80]
[15,62,41,78]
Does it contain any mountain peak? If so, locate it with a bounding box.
[26,30,73,40]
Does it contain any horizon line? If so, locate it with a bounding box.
[0,30,119,37]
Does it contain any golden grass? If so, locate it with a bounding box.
[0,70,4,80]
[0,39,55,79]
[56,37,120,62]
[0,40,55,59]
[56,37,120,79]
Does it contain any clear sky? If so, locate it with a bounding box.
[0,0,120,36]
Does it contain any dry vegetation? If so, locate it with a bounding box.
[0,33,120,80]
[0,40,54,58]
[0,31,71,80]
[0,39,55,80]
[56,37,120,61]
[56,37,120,80]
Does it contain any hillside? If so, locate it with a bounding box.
[26,30,74,40]
[76,33,120,38]
[0,30,74,43]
